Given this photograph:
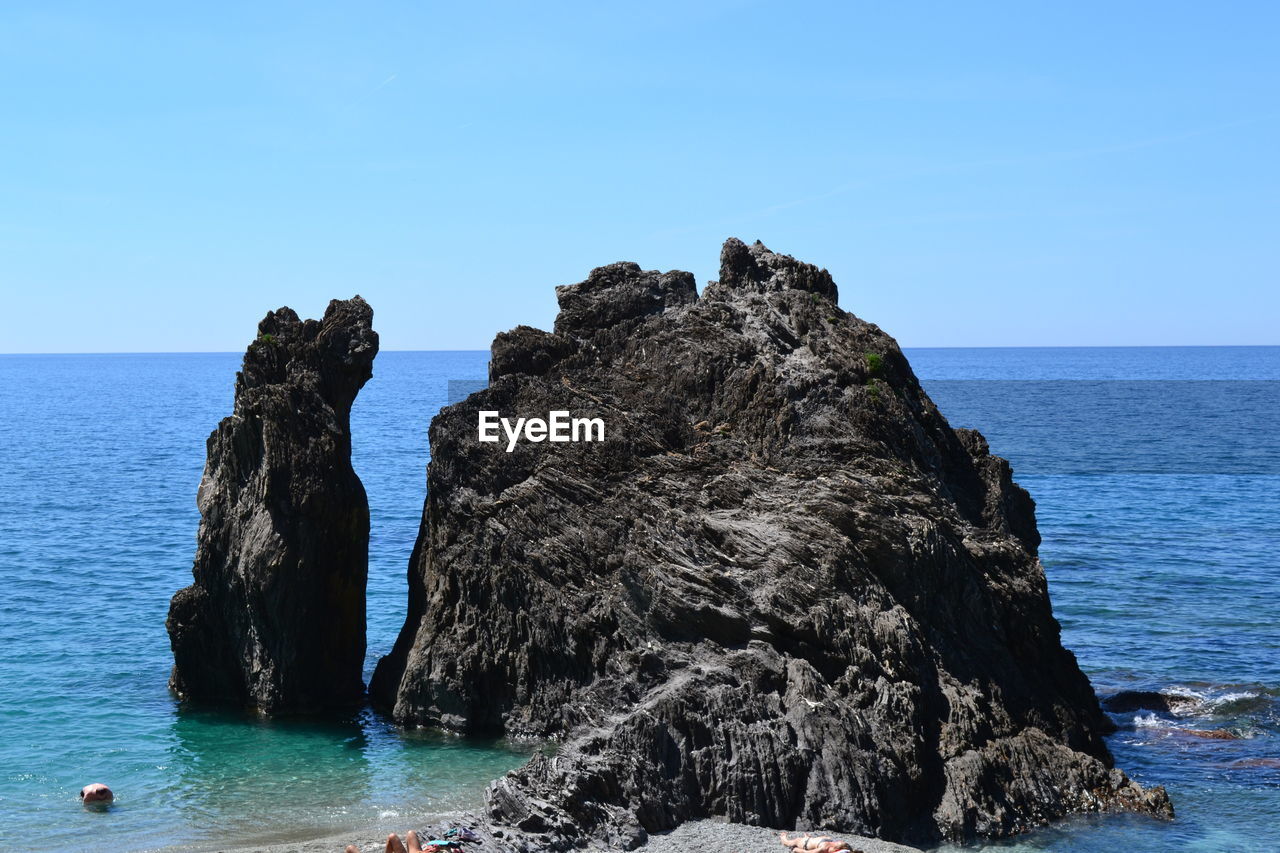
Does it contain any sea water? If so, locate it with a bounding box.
[0,348,1276,851]
[915,348,1280,853]
[0,351,530,851]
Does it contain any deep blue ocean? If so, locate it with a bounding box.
[0,347,1276,852]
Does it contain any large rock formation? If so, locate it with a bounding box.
[168,297,378,714]
[371,241,1169,847]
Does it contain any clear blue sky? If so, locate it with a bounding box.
[2,1,1276,352]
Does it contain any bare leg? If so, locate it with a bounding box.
[780,833,805,850]
[405,830,424,853]
[385,833,408,853]
[345,846,361,853]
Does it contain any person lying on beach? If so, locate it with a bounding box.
[346,830,461,853]
[779,831,858,852]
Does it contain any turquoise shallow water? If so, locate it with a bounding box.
[0,347,1277,851]
[0,351,536,851]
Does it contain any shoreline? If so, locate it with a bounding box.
[151,818,927,853]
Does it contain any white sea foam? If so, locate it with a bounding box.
[1160,684,1264,717]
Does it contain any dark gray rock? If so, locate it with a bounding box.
[1102,690,1177,714]
[1102,689,1201,716]
[372,240,1169,846]
[490,325,574,381]
[553,262,696,336]
[167,297,378,714]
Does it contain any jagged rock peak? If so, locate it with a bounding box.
[237,296,378,411]
[371,243,1169,848]
[166,296,377,714]
[716,237,839,301]
[553,262,696,336]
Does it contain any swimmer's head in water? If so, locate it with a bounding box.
[80,783,113,809]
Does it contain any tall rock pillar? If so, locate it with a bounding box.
[167,296,378,714]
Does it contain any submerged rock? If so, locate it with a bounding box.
[1102,689,1202,716]
[372,241,1170,847]
[167,297,378,714]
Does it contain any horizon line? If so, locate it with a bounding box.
[2,344,1279,357]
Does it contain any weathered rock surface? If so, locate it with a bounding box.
[168,297,378,714]
[371,241,1169,847]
